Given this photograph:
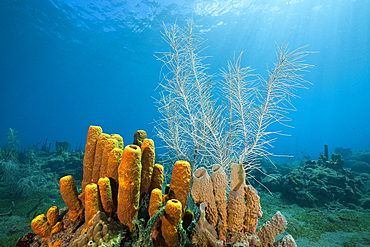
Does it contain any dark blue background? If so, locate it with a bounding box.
[1,0,369,160]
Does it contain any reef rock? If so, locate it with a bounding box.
[351,161,370,174]
[282,160,364,207]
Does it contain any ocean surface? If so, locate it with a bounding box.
[1,0,370,246]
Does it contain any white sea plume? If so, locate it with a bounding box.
[155,21,313,179]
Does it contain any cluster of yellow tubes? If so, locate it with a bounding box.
[31,126,191,247]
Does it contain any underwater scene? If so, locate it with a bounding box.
[1,0,370,246]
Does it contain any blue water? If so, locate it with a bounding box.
[1,0,369,160]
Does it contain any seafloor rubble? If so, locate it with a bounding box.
[16,125,296,247]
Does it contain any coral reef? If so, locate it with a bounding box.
[0,158,50,198]
[282,144,365,207]
[351,161,370,174]
[55,141,70,154]
[8,131,370,247]
[19,126,300,247]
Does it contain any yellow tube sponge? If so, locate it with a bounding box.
[168,160,191,217]
[133,130,147,147]
[211,164,228,231]
[140,139,155,200]
[161,199,182,247]
[98,177,115,218]
[59,175,84,221]
[31,206,62,238]
[92,133,110,183]
[191,167,217,228]
[110,134,124,149]
[149,163,164,193]
[107,147,123,184]
[81,126,102,194]
[85,183,101,227]
[46,206,59,227]
[117,145,142,232]
[51,222,62,234]
[148,188,162,218]
[100,138,118,178]
[31,214,52,238]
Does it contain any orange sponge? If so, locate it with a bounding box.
[100,138,119,178]
[110,134,124,149]
[48,239,62,247]
[148,188,162,218]
[168,160,191,216]
[140,139,155,200]
[59,175,83,221]
[46,206,59,226]
[92,133,110,183]
[51,222,62,234]
[149,164,164,193]
[31,206,61,238]
[133,130,147,147]
[31,214,52,238]
[98,177,114,218]
[106,147,123,184]
[85,183,101,226]
[161,199,182,247]
[81,126,102,194]
[117,145,142,232]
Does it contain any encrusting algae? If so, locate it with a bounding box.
[22,126,297,247]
